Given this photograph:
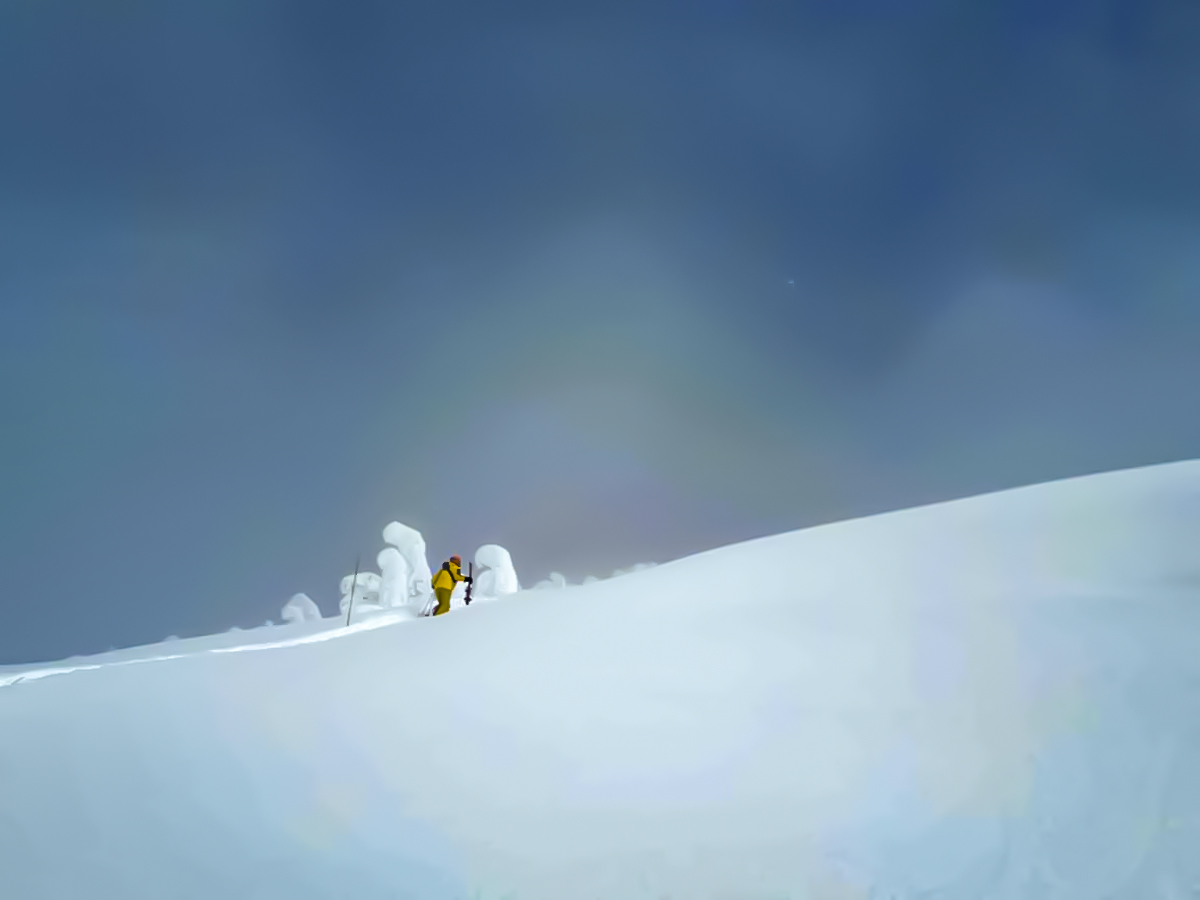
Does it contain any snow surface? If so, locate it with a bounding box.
[533,570,568,590]
[3,460,1200,899]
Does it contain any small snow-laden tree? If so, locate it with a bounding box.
[376,548,411,609]
[339,571,382,620]
[533,571,568,590]
[472,544,520,601]
[382,521,433,610]
[281,592,322,624]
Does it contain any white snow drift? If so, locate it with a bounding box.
[2,460,1199,899]
[533,570,568,590]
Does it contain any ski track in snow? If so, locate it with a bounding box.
[0,612,411,689]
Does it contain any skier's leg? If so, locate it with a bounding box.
[433,588,452,616]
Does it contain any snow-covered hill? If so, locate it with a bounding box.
[3,461,1199,899]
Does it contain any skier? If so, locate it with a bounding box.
[430,554,471,616]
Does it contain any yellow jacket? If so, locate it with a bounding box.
[431,560,465,592]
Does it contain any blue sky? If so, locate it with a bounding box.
[3,0,1199,662]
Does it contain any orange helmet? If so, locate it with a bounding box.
[449,555,462,564]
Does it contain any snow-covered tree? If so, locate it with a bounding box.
[472,544,520,601]
[280,592,322,624]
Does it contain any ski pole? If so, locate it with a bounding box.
[345,555,360,627]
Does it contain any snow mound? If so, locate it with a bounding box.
[611,562,656,577]
[2,460,1199,899]
[533,571,568,590]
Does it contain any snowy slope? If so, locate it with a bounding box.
[2,461,1200,899]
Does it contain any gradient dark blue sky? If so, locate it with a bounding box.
[3,0,1199,663]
